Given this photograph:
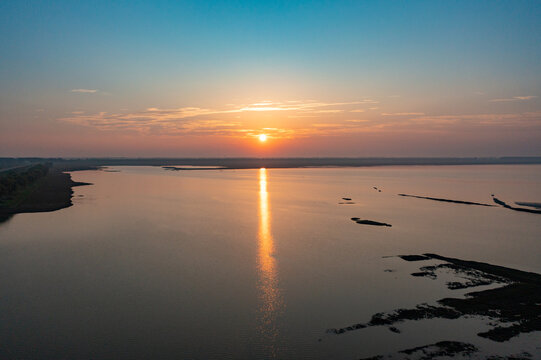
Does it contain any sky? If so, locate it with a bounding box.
[1,0,540,157]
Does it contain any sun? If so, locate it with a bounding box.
[258,134,267,142]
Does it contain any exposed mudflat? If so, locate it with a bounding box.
[359,341,533,360]
[328,253,541,358]
[398,194,494,207]
[351,218,392,227]
[410,262,504,289]
[493,196,541,214]
[514,202,541,209]
[163,165,225,170]
[360,341,479,360]
[399,255,431,262]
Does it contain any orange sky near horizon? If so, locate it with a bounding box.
[1,1,540,157]
[2,98,540,157]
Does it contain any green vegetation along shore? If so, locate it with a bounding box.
[0,163,91,223]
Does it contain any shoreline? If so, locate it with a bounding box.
[2,159,540,222]
[334,253,541,359]
[50,156,541,170]
[0,168,91,223]
[2,157,541,172]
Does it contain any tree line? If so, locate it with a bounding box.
[0,164,50,200]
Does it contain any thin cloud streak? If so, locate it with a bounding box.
[489,96,537,102]
[59,100,376,135]
[381,112,425,116]
[58,98,541,140]
[70,89,98,93]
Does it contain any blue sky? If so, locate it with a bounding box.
[1,0,540,156]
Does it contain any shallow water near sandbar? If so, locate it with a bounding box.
[0,165,540,359]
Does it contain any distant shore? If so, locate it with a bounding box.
[2,156,541,172]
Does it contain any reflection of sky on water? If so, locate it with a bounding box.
[1,165,540,359]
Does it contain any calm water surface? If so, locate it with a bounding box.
[0,165,540,359]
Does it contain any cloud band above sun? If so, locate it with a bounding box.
[57,98,541,142]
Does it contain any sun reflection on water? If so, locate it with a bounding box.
[256,168,283,357]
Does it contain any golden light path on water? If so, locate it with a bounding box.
[257,168,283,357]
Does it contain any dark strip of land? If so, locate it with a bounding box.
[327,253,541,343]
[398,194,494,207]
[493,196,541,214]
[351,217,392,227]
[0,164,91,223]
[515,202,541,209]
[359,341,479,360]
[2,156,541,171]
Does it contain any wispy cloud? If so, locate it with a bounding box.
[237,100,375,112]
[70,89,98,93]
[58,99,379,138]
[59,99,541,139]
[337,112,541,133]
[381,112,425,116]
[385,112,541,131]
[489,95,537,102]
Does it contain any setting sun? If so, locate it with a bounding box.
[258,134,267,142]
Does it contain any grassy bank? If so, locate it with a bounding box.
[0,164,91,222]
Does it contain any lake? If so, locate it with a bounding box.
[0,165,540,359]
